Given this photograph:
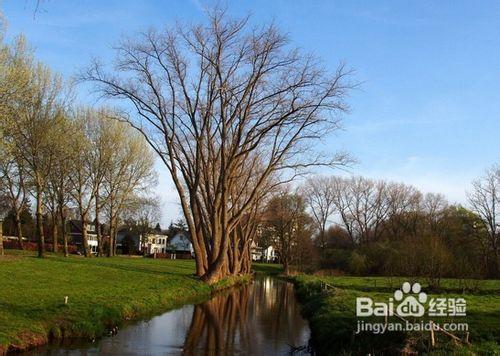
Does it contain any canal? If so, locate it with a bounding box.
[31,276,313,355]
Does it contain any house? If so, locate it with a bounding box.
[145,231,169,254]
[115,225,168,255]
[115,223,194,258]
[251,240,279,263]
[68,220,99,254]
[146,224,193,258]
[116,227,140,254]
[139,223,167,254]
[166,231,194,259]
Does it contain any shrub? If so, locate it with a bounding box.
[348,251,369,275]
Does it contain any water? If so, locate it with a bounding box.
[32,276,313,355]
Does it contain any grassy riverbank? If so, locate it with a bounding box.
[293,275,500,355]
[0,251,246,354]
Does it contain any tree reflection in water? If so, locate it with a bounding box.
[183,276,311,355]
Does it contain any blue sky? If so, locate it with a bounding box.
[3,0,499,225]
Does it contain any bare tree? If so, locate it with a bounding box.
[330,176,391,244]
[384,182,422,239]
[468,165,500,276]
[422,192,448,231]
[83,10,352,283]
[302,175,336,254]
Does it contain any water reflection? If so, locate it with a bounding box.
[35,276,312,355]
[183,277,310,355]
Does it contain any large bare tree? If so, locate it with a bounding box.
[84,11,352,283]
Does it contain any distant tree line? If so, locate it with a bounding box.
[0,36,158,257]
[261,169,499,281]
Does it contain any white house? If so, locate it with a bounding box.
[251,241,279,262]
[167,232,194,258]
[116,224,194,258]
[263,245,278,262]
[168,232,192,251]
[144,233,169,254]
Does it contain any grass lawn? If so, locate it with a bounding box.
[293,275,500,355]
[0,250,213,353]
[252,262,283,275]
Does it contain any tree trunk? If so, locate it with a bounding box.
[0,220,4,256]
[230,237,242,276]
[14,211,23,250]
[108,228,114,257]
[95,193,103,257]
[108,216,116,257]
[192,231,207,276]
[81,217,91,257]
[60,209,68,257]
[492,244,499,278]
[319,227,326,259]
[283,260,290,276]
[202,248,230,284]
[52,214,58,253]
[113,226,119,256]
[190,207,208,276]
[36,187,45,258]
[240,240,251,274]
[244,244,252,274]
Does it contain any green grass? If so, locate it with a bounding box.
[293,275,500,355]
[310,275,500,295]
[252,262,283,275]
[0,251,216,352]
